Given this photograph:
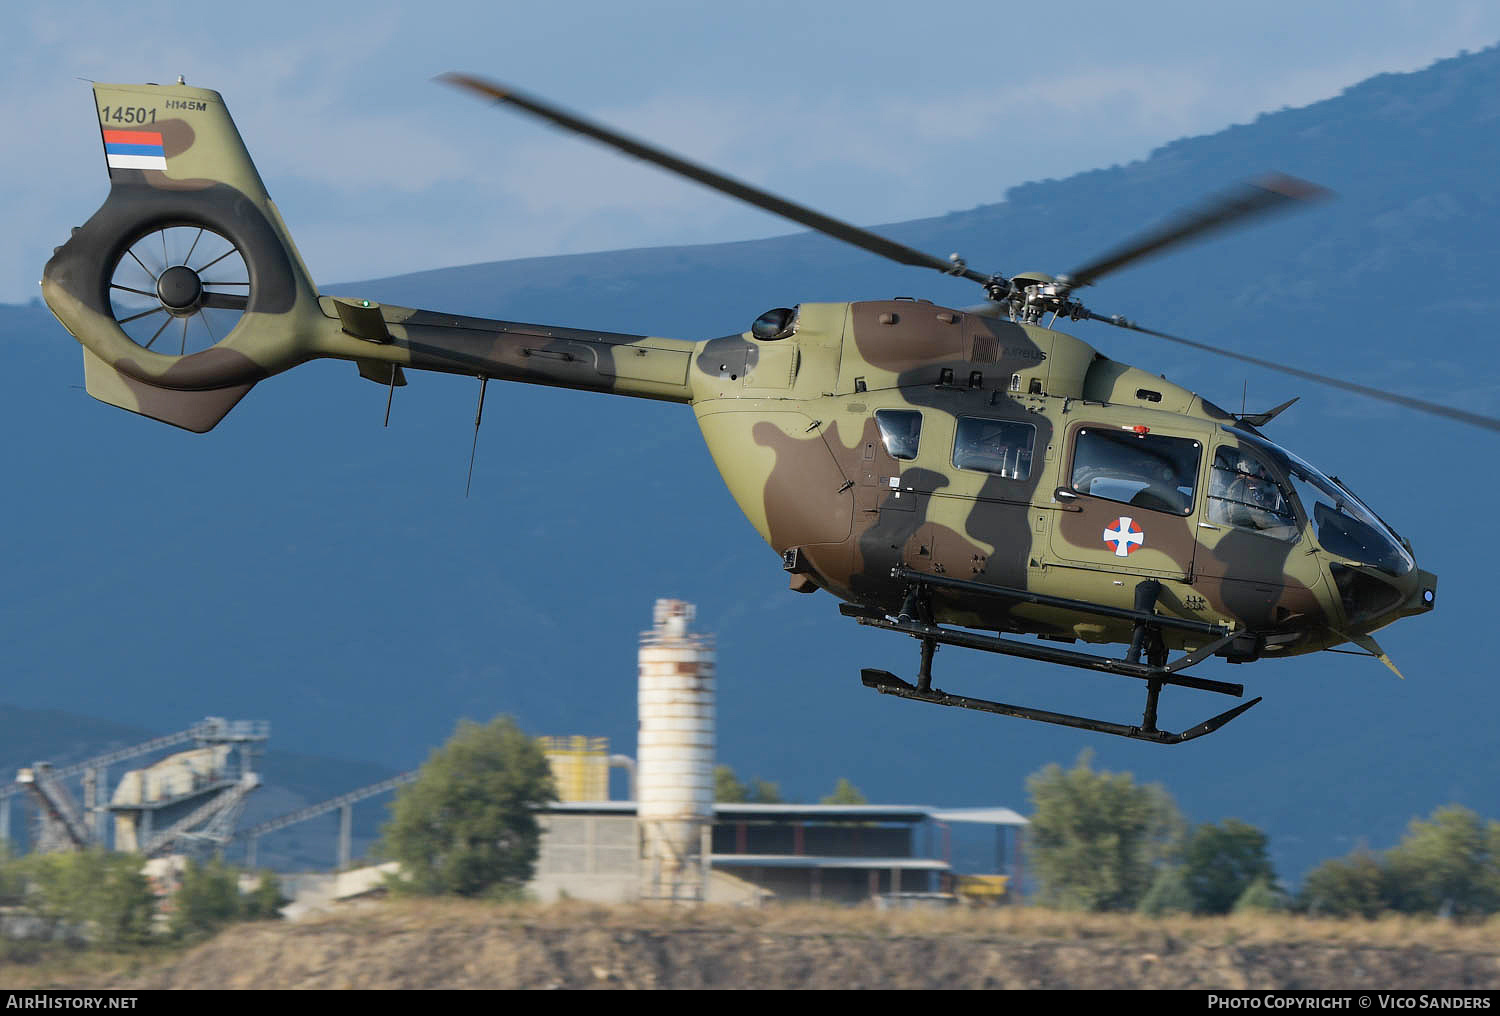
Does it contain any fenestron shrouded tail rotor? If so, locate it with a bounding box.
[107,224,249,356]
[42,82,328,431]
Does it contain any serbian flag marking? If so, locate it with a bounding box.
[1103,517,1144,557]
[103,129,167,171]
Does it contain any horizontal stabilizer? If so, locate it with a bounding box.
[334,298,392,343]
[82,347,253,433]
[356,359,407,386]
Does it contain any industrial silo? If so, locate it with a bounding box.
[540,736,610,803]
[637,599,715,901]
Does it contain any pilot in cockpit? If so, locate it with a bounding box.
[1210,450,1292,534]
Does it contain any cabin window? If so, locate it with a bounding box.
[875,410,923,461]
[953,417,1036,480]
[1207,446,1299,540]
[1070,428,1200,515]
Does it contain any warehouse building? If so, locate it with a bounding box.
[528,799,1025,905]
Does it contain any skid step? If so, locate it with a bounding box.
[861,669,1262,745]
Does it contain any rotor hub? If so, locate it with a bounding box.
[156,265,204,315]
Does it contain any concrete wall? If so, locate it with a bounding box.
[529,813,639,903]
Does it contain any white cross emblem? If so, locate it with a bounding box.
[1103,517,1144,557]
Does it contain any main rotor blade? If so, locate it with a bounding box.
[1087,311,1500,433]
[1060,174,1329,291]
[440,73,995,288]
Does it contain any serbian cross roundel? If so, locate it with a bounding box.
[1103,517,1144,557]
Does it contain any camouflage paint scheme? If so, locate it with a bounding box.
[43,83,1436,668]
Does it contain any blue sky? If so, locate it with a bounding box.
[8,1,1500,304]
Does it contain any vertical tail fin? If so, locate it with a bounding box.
[43,82,326,431]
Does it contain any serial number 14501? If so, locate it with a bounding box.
[99,105,157,125]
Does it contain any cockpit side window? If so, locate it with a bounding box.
[953,417,1036,479]
[1069,428,1200,515]
[875,409,923,461]
[1207,446,1298,540]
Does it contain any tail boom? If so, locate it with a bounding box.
[321,300,696,404]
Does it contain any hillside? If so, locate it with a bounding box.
[6,902,1500,990]
[5,45,1500,886]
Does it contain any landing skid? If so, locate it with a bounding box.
[846,568,1263,744]
[860,669,1261,745]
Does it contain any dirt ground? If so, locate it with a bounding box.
[7,900,1500,990]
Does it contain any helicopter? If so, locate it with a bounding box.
[43,77,1483,746]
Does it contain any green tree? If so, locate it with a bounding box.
[1026,750,1183,911]
[171,857,241,941]
[1383,805,1500,916]
[715,765,783,803]
[1299,848,1393,919]
[821,778,867,805]
[1233,876,1287,913]
[1138,865,1194,916]
[379,715,556,898]
[21,850,155,948]
[748,779,784,804]
[1298,808,1500,920]
[0,847,26,907]
[242,872,288,921]
[1182,819,1276,914]
[714,764,749,803]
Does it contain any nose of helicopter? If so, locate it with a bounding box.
[1328,558,1437,634]
[1403,567,1439,617]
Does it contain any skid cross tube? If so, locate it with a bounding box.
[889,565,1233,638]
[853,612,1244,697]
[888,561,1230,633]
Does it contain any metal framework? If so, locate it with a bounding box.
[107,719,269,858]
[14,765,92,852]
[1,718,239,847]
[4,717,269,855]
[853,567,1262,744]
[238,771,417,869]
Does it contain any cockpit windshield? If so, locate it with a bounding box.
[1236,431,1414,576]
